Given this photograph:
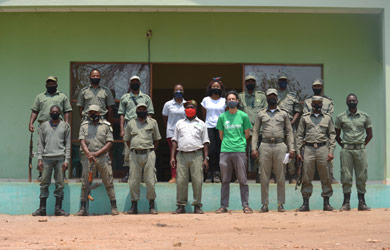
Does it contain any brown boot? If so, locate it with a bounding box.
[194,205,204,214]
[174,205,186,214]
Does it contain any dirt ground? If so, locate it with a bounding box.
[1,209,390,250]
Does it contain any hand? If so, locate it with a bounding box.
[62,162,68,171]
[170,158,176,169]
[202,159,209,171]
[327,153,334,161]
[251,150,259,159]
[38,160,43,172]
[29,124,34,133]
[289,150,295,159]
[120,129,124,138]
[297,154,303,162]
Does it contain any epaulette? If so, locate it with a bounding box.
[302,112,311,116]
[256,90,265,94]
[102,120,111,126]
[81,120,89,126]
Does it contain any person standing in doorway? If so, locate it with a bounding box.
[201,77,226,183]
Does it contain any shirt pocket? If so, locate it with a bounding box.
[275,116,285,126]
[97,91,107,105]
[319,123,329,133]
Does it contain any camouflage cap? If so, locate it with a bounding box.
[46,76,58,82]
[87,105,100,112]
[184,99,197,108]
[136,103,147,109]
[266,88,278,96]
[245,75,256,81]
[312,79,323,86]
[311,96,323,102]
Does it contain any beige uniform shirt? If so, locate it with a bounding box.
[303,95,334,116]
[124,117,161,150]
[31,91,72,123]
[118,91,154,121]
[335,109,371,144]
[172,117,210,152]
[252,107,294,151]
[77,85,115,116]
[238,91,267,133]
[79,119,113,154]
[296,112,336,154]
[278,90,301,120]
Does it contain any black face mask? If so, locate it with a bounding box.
[90,114,100,122]
[211,88,222,95]
[246,83,256,91]
[312,88,322,95]
[313,104,322,111]
[50,113,60,120]
[46,85,57,94]
[267,98,277,106]
[90,78,100,85]
[347,103,357,109]
[136,111,148,118]
[130,83,140,91]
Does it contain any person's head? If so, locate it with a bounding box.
[244,75,257,92]
[129,76,141,92]
[88,105,101,122]
[346,93,358,110]
[226,90,239,109]
[278,75,288,90]
[311,96,323,113]
[312,79,323,95]
[266,88,278,107]
[173,84,184,99]
[46,76,58,94]
[184,100,197,119]
[90,68,101,85]
[136,103,148,119]
[206,77,226,97]
[49,105,61,121]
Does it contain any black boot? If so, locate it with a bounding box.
[127,201,138,214]
[149,200,158,214]
[120,168,129,183]
[174,205,186,214]
[298,197,310,212]
[358,193,370,211]
[110,200,119,215]
[194,205,204,214]
[340,193,351,211]
[255,172,261,183]
[323,196,334,211]
[32,198,47,216]
[75,201,88,216]
[54,198,69,216]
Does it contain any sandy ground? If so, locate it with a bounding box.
[1,209,390,250]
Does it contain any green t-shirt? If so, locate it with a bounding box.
[216,110,252,152]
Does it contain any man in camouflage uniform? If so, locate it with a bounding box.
[238,75,267,183]
[303,79,338,184]
[76,105,119,216]
[335,94,372,211]
[297,96,336,212]
[277,75,302,184]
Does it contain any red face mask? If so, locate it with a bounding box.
[185,108,196,118]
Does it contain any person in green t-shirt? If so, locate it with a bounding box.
[215,90,253,214]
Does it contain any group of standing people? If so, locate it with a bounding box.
[28,69,372,216]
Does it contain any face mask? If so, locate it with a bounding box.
[50,113,60,120]
[246,83,256,91]
[312,88,322,95]
[347,103,357,109]
[226,101,238,109]
[211,88,222,95]
[90,114,100,122]
[313,104,322,111]
[267,98,277,106]
[185,108,196,118]
[278,81,288,89]
[130,83,140,91]
[136,111,148,118]
[90,78,100,85]
[174,91,183,98]
[46,85,57,94]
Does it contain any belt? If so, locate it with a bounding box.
[262,138,284,144]
[343,144,365,150]
[305,142,326,148]
[179,149,202,154]
[131,149,154,155]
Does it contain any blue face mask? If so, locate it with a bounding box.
[226,101,238,109]
[174,91,183,98]
[278,81,288,89]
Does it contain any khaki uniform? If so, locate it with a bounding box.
[278,90,301,176]
[118,91,154,166]
[252,107,294,205]
[124,117,161,201]
[31,91,72,123]
[335,110,371,194]
[239,91,267,173]
[78,119,116,202]
[77,85,115,116]
[296,112,336,198]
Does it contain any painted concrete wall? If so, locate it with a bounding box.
[0,12,384,179]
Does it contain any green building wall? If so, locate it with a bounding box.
[0,12,384,180]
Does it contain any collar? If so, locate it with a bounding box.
[136,117,149,124]
[45,90,60,95]
[267,106,280,112]
[89,85,101,89]
[185,116,199,122]
[310,111,324,117]
[346,109,360,116]
[173,98,185,104]
[130,90,143,97]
